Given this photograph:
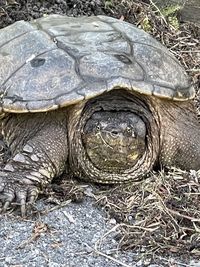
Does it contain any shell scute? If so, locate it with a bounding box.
[0,15,194,112]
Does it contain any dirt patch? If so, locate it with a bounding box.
[0,0,106,27]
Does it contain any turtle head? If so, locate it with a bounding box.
[82,110,146,173]
[68,90,158,183]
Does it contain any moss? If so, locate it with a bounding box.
[104,0,114,9]
[161,4,181,17]
[140,16,152,32]
[161,4,181,29]
[168,16,180,29]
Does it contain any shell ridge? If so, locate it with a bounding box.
[107,21,147,81]
[55,39,83,82]
[1,47,58,90]
[134,41,185,69]
[108,20,185,75]
[0,29,38,49]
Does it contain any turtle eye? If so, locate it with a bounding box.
[127,127,131,133]
[127,127,135,137]
[96,124,101,131]
[127,127,134,134]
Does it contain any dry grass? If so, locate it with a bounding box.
[95,169,200,261]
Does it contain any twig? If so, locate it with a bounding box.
[156,256,192,267]
[149,0,167,25]
[167,208,200,222]
[41,200,72,214]
[95,222,160,251]
[94,248,133,267]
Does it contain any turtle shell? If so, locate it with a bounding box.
[0,15,194,113]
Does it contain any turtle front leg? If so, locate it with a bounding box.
[0,111,68,216]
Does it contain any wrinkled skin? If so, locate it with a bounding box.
[0,110,68,216]
[0,89,200,216]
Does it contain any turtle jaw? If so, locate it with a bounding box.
[82,111,146,173]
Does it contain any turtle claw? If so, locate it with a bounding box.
[2,201,12,213]
[29,195,36,204]
[28,188,39,204]
[0,172,39,216]
[16,189,28,217]
[20,199,26,217]
[0,185,15,213]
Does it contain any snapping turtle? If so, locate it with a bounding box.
[0,15,199,215]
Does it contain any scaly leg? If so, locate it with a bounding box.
[0,110,68,216]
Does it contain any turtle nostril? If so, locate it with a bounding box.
[111,130,118,135]
[110,130,120,138]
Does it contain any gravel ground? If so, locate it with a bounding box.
[0,194,156,267]
[0,189,200,267]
